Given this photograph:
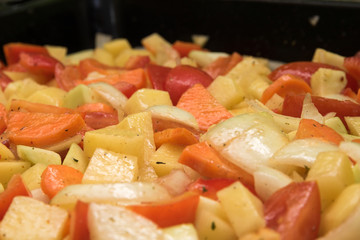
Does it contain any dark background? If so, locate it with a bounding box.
[1,0,359,63]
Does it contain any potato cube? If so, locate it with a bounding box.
[103,38,131,57]
[82,148,138,184]
[45,45,67,63]
[64,49,93,65]
[26,87,67,107]
[83,127,157,181]
[312,48,345,70]
[195,196,236,240]
[88,203,165,240]
[345,116,360,136]
[93,47,114,66]
[207,75,245,109]
[114,49,152,67]
[217,181,265,238]
[163,224,198,240]
[4,78,46,100]
[0,142,15,161]
[17,145,61,165]
[62,84,105,109]
[0,161,31,187]
[62,143,89,173]
[0,196,68,240]
[310,68,347,96]
[21,163,47,190]
[124,88,172,115]
[150,143,185,177]
[320,183,360,235]
[307,151,355,210]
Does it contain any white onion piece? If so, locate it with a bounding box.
[254,166,293,202]
[31,188,50,204]
[317,202,360,240]
[339,141,360,164]
[88,82,128,110]
[202,113,289,174]
[301,93,324,124]
[270,138,339,169]
[156,169,193,196]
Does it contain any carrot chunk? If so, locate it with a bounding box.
[41,165,83,198]
[154,127,198,148]
[295,118,344,145]
[7,112,86,147]
[178,141,254,186]
[176,83,233,131]
[261,74,312,104]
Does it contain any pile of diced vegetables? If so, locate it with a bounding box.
[0,33,360,240]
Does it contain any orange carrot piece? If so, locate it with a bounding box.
[9,99,75,114]
[176,83,233,131]
[41,165,83,198]
[82,68,147,90]
[295,118,344,145]
[178,141,254,187]
[261,74,312,104]
[6,112,86,147]
[76,102,116,114]
[116,68,147,89]
[154,127,199,148]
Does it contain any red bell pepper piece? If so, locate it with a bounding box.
[146,63,171,90]
[3,42,49,65]
[344,56,360,83]
[19,52,60,79]
[172,40,203,58]
[0,174,32,220]
[282,95,360,124]
[125,55,150,70]
[187,178,237,200]
[55,63,82,91]
[112,81,137,98]
[264,181,321,240]
[127,192,200,228]
[165,65,213,105]
[204,52,243,79]
[69,201,90,240]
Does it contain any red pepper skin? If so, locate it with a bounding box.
[19,52,60,79]
[69,201,90,240]
[112,81,137,98]
[269,61,359,92]
[282,95,360,124]
[165,65,213,105]
[344,56,360,83]
[264,181,321,240]
[55,63,82,91]
[146,63,171,91]
[186,178,237,200]
[172,40,203,58]
[0,174,32,221]
[3,43,49,65]
[125,55,150,70]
